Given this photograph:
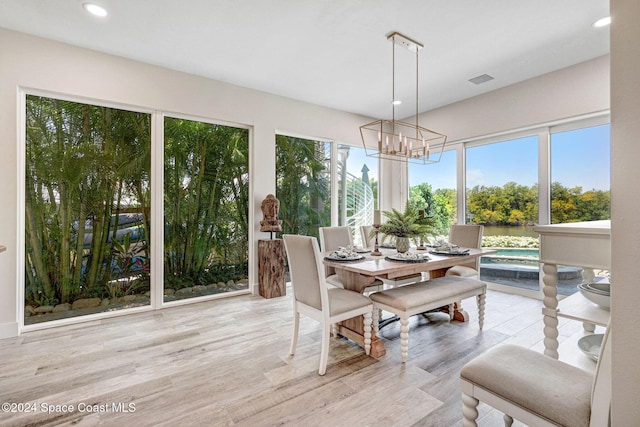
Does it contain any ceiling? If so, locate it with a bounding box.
[0,0,609,119]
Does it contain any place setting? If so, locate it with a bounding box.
[427,238,470,256]
[384,251,431,263]
[323,246,367,262]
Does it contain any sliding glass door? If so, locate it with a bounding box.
[163,117,250,302]
[25,95,151,324]
[24,95,251,325]
[466,135,540,292]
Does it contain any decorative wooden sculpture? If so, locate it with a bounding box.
[260,194,282,238]
[258,194,285,298]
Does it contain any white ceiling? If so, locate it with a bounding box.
[0,0,610,119]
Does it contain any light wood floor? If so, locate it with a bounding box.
[0,287,602,427]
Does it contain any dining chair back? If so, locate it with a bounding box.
[360,225,391,250]
[322,226,384,292]
[360,225,374,248]
[319,226,353,252]
[446,224,484,279]
[283,234,373,376]
[319,226,353,288]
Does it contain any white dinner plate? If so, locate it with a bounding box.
[324,254,365,262]
[354,248,371,254]
[429,250,470,256]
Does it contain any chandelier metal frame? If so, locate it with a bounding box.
[360,32,447,164]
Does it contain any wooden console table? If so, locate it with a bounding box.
[533,220,611,359]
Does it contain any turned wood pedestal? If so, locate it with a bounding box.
[258,239,286,299]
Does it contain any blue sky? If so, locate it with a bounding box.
[344,124,610,191]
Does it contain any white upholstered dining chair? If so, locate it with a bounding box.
[319,226,353,288]
[445,224,484,279]
[321,226,384,292]
[360,225,375,248]
[283,234,373,376]
[460,325,611,426]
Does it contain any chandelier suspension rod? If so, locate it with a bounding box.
[392,38,396,133]
[415,43,419,142]
[359,31,447,165]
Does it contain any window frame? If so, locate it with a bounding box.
[18,88,253,332]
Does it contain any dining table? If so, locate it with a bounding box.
[323,246,496,357]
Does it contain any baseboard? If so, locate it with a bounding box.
[0,321,19,339]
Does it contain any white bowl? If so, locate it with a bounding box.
[578,283,610,310]
[585,282,610,295]
[578,333,604,361]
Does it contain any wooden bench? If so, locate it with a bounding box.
[369,276,486,362]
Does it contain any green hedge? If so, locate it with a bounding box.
[481,235,539,249]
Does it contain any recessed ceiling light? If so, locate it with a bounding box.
[593,16,611,28]
[392,100,402,105]
[83,3,108,17]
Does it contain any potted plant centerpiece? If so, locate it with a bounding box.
[375,203,435,253]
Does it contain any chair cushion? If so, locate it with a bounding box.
[369,276,485,312]
[326,274,345,288]
[445,265,478,278]
[460,344,593,427]
[327,288,372,316]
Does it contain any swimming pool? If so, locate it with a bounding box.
[480,248,582,280]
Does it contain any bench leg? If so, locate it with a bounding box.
[477,293,485,330]
[400,316,409,363]
[503,414,514,426]
[461,392,479,427]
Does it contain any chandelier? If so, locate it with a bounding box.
[360,32,447,164]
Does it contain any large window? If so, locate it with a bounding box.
[163,117,249,302]
[275,134,331,240]
[551,124,610,224]
[23,96,252,325]
[466,135,540,292]
[408,149,457,236]
[550,123,610,293]
[337,144,378,246]
[25,95,151,324]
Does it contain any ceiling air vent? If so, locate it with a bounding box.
[469,74,494,85]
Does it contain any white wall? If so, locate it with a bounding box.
[3,15,636,421]
[610,0,640,423]
[0,28,370,338]
[379,54,610,214]
[0,29,612,344]
[420,54,610,143]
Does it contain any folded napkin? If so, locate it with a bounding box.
[391,252,429,261]
[330,246,358,258]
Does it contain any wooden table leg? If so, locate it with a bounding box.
[431,268,470,322]
[438,302,469,322]
[335,269,386,356]
[337,319,386,357]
